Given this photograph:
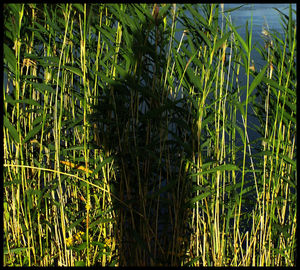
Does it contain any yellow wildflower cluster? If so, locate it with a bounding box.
[66,236,73,247]
[66,231,85,247]
[104,237,112,248]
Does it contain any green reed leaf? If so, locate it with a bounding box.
[187,189,212,206]
[4,94,16,105]
[23,123,42,143]
[185,64,202,91]
[186,34,197,55]
[198,29,212,48]
[71,243,87,251]
[67,217,85,232]
[248,64,268,98]
[190,164,240,177]
[89,156,114,178]
[90,218,115,229]
[223,4,245,14]
[25,81,55,94]
[215,31,231,51]
[133,4,147,25]
[40,56,60,66]
[73,3,84,13]
[14,99,41,107]
[277,104,296,125]
[95,24,116,43]
[227,20,248,54]
[186,4,208,28]
[3,43,16,72]
[62,65,83,77]
[4,115,20,144]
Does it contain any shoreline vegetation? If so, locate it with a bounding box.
[3,4,296,266]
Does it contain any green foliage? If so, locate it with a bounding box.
[3,3,296,267]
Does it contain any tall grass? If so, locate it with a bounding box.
[3,3,296,266]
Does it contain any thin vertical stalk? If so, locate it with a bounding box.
[53,4,71,265]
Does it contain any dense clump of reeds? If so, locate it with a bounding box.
[3,3,296,266]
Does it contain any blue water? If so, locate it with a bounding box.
[225,4,296,67]
[225,4,296,33]
[225,4,296,139]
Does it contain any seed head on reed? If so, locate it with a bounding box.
[249,59,255,72]
[261,28,270,38]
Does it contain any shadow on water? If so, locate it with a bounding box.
[89,9,194,266]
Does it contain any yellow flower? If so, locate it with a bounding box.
[104,238,111,247]
[66,236,73,247]
[85,202,91,211]
[74,231,84,241]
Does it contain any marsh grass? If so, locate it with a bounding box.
[3,3,296,266]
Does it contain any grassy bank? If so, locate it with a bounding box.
[3,3,296,266]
